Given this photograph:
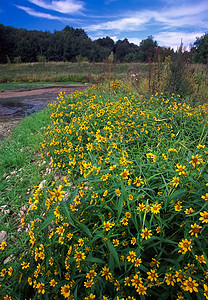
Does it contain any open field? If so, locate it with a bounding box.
[0,81,84,91]
[0,61,207,104]
[0,81,208,299]
[0,62,148,84]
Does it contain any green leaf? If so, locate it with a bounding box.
[169,188,187,201]
[116,181,126,222]
[161,174,169,194]
[74,285,78,300]
[116,194,124,223]
[182,291,194,300]
[76,221,92,238]
[85,256,105,264]
[40,213,55,231]
[91,230,104,243]
[196,288,205,300]
[185,201,207,217]
[139,264,149,272]
[61,200,74,225]
[109,251,115,271]
[106,241,120,269]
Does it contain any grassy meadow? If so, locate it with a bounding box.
[0,61,207,103]
[0,62,145,86]
[0,82,85,91]
[0,77,208,299]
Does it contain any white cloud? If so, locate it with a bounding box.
[87,14,151,31]
[85,1,208,49]
[155,2,208,28]
[16,5,73,21]
[89,35,140,45]
[154,31,205,50]
[89,33,118,42]
[28,0,84,14]
[128,38,142,46]
[87,2,208,32]
[109,36,118,42]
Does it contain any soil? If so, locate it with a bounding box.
[0,118,22,141]
[0,85,85,99]
[0,85,86,141]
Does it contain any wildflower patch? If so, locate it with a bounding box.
[1,82,208,299]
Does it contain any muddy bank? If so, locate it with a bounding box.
[0,85,85,99]
[0,85,86,141]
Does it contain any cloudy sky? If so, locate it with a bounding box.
[1,0,208,49]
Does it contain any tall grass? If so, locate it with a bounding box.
[128,60,208,104]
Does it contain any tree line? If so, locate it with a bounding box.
[0,24,207,64]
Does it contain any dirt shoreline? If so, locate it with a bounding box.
[0,85,86,141]
[0,85,86,99]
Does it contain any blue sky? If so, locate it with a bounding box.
[0,0,208,49]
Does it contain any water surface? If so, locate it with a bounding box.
[0,93,57,118]
[0,86,85,140]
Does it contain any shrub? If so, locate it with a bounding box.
[1,82,208,300]
[37,55,47,63]
[13,56,22,64]
[76,55,89,63]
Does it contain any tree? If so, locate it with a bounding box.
[0,25,18,63]
[0,24,183,64]
[154,46,174,62]
[90,37,114,62]
[193,33,208,64]
[0,24,8,63]
[137,36,158,62]
[114,38,133,62]
[95,37,114,50]
[91,42,110,62]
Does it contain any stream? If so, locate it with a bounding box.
[0,93,57,118]
[0,85,85,140]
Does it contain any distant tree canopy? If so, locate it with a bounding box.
[193,33,208,64]
[0,24,207,64]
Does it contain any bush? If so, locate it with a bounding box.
[37,55,47,63]
[76,55,89,63]
[13,56,22,64]
[1,82,208,300]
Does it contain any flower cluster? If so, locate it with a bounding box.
[1,82,208,299]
